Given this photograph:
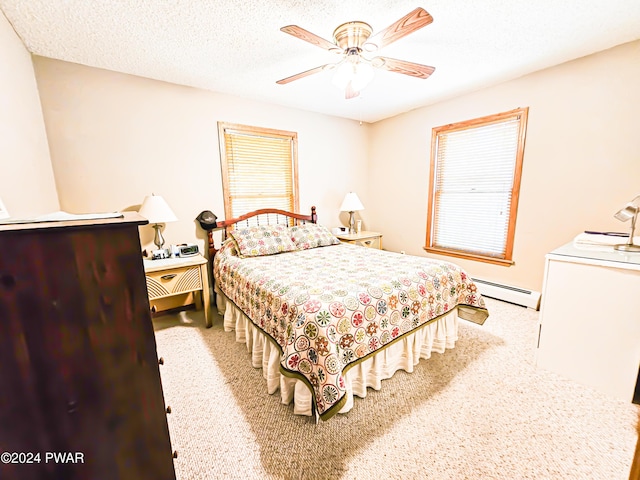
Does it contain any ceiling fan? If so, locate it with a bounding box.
[276,7,436,99]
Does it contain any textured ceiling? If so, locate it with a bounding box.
[2,0,640,123]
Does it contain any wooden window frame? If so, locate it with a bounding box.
[424,107,529,266]
[218,122,299,221]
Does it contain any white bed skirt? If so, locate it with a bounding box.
[216,290,459,418]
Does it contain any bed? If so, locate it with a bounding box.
[207,207,489,421]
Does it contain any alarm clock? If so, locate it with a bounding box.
[177,244,199,256]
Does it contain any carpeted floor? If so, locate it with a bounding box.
[153,298,639,480]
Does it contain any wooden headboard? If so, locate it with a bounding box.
[206,206,317,261]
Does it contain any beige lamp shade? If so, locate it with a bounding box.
[340,192,364,212]
[138,194,177,224]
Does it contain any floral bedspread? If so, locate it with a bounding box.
[214,242,488,420]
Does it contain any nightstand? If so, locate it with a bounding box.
[335,231,383,249]
[143,254,211,327]
[536,241,640,403]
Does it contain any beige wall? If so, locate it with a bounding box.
[33,57,370,253]
[0,11,58,217]
[367,40,640,292]
[16,33,639,292]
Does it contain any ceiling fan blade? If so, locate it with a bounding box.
[363,8,433,52]
[281,25,342,53]
[374,56,435,79]
[276,65,329,85]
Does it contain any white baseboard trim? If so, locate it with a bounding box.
[471,277,541,310]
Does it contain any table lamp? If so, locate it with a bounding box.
[340,192,364,234]
[614,194,640,252]
[138,194,177,252]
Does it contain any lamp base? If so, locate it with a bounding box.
[348,211,356,234]
[614,243,640,252]
[152,223,165,250]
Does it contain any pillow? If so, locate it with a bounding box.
[219,238,240,257]
[289,224,340,250]
[229,224,298,257]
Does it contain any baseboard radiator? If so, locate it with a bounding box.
[471,278,541,310]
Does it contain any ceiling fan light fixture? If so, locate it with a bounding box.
[352,62,375,91]
[332,58,375,92]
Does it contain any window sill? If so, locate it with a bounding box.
[423,246,515,266]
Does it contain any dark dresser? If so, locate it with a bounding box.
[0,213,175,480]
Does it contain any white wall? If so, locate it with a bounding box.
[32,57,370,253]
[367,40,640,292]
[0,11,59,217]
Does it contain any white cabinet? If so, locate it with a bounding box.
[536,242,640,403]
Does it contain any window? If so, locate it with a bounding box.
[218,122,299,220]
[425,107,528,265]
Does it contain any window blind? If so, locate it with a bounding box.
[429,109,527,261]
[219,123,298,220]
